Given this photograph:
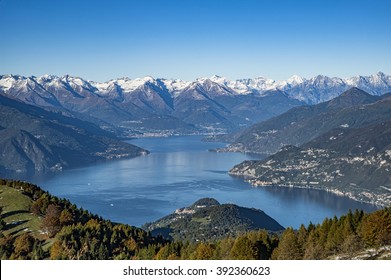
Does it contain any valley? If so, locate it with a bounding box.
[1,72,390,138]
[1,72,391,177]
[1,72,390,259]
[2,0,391,263]
[12,135,379,230]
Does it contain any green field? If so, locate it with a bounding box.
[0,185,42,238]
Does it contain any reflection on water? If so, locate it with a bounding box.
[19,136,379,229]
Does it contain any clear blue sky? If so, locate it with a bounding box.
[1,0,390,81]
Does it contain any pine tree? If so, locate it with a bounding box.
[193,243,215,260]
[273,227,302,260]
[296,224,308,253]
[361,208,391,247]
[303,231,324,259]
[230,236,257,260]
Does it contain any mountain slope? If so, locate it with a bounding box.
[210,72,391,103]
[3,72,390,135]
[0,179,167,260]
[1,179,390,260]
[143,198,284,242]
[0,75,195,136]
[0,94,147,175]
[222,88,388,154]
[229,121,391,206]
[214,89,304,124]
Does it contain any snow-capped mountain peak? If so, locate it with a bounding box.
[209,75,228,84]
[161,78,191,97]
[1,72,391,104]
[370,71,388,83]
[39,74,59,81]
[114,76,157,92]
[286,75,305,85]
[0,74,25,92]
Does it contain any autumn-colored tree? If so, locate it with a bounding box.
[50,240,65,260]
[361,208,391,247]
[325,219,340,254]
[0,234,14,259]
[193,243,215,260]
[31,194,50,215]
[59,209,74,226]
[230,236,257,260]
[13,233,34,259]
[42,204,61,237]
[154,244,170,260]
[272,227,302,260]
[126,237,138,251]
[296,225,308,253]
[153,242,180,260]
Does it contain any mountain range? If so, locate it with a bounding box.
[219,88,391,155]
[1,72,390,135]
[227,88,391,206]
[0,94,147,175]
[229,125,391,207]
[1,72,391,176]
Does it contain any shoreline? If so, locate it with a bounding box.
[229,173,389,208]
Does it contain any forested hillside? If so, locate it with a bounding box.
[1,179,390,260]
[139,208,391,260]
[0,179,166,259]
[143,198,284,242]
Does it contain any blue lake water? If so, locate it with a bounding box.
[30,136,378,229]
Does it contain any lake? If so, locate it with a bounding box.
[30,135,378,229]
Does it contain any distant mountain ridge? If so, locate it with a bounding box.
[0,94,147,175]
[1,72,390,135]
[219,88,391,155]
[225,88,391,206]
[2,72,390,102]
[212,72,391,103]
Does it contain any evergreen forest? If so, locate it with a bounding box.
[1,179,390,260]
